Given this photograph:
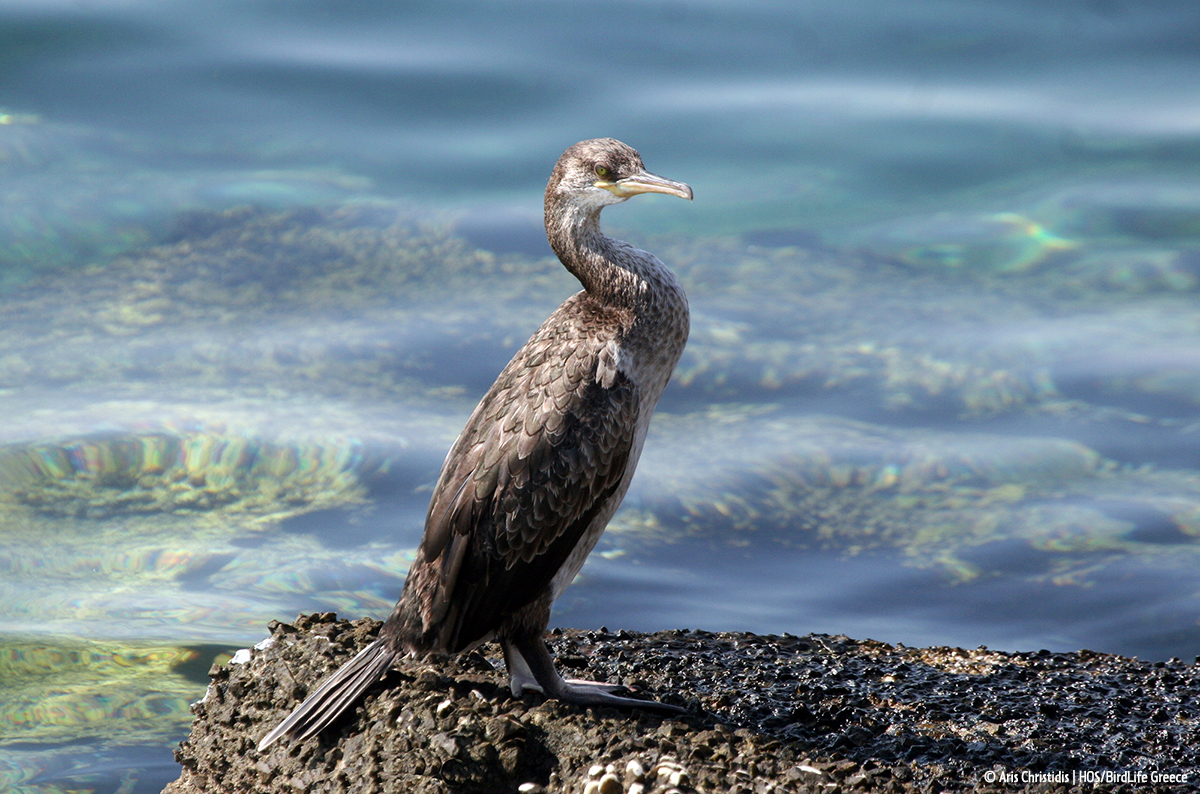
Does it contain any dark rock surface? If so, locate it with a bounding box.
[164,613,1200,793]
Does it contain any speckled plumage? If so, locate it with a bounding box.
[258,139,691,750]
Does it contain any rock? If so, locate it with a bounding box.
[163,614,1199,793]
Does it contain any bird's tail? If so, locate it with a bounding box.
[257,639,397,752]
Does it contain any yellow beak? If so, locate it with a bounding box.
[595,169,693,201]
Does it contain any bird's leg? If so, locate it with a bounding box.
[501,639,544,696]
[504,633,685,715]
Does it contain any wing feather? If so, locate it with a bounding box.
[411,301,638,652]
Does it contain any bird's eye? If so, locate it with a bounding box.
[594,164,611,179]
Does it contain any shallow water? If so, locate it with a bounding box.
[3,0,1200,790]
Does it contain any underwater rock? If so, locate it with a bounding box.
[0,204,568,403]
[1062,247,1200,294]
[4,202,1200,426]
[0,424,419,648]
[624,410,1132,583]
[0,636,208,746]
[1044,180,1200,243]
[163,613,1199,793]
[843,211,1074,274]
[0,114,381,288]
[0,430,382,519]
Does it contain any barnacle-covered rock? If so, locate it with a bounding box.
[161,614,1200,794]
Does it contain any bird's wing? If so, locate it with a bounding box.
[417,315,639,652]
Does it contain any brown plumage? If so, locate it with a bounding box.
[258,138,692,751]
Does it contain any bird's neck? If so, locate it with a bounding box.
[545,203,676,310]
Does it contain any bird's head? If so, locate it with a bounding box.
[546,138,692,214]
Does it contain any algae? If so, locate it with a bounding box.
[0,636,218,747]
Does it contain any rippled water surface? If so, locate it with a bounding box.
[4,0,1200,790]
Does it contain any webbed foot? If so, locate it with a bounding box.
[503,635,685,715]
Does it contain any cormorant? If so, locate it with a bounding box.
[258,138,692,750]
